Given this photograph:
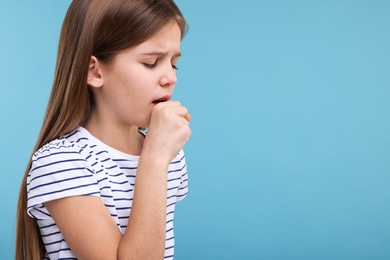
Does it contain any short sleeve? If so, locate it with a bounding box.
[176,150,189,202]
[27,142,100,219]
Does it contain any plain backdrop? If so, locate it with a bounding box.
[1,1,389,259]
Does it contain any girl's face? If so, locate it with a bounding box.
[92,21,182,128]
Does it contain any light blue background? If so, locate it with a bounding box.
[1,1,389,259]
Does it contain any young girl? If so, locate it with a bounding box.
[16,0,191,259]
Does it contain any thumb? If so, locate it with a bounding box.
[185,113,192,122]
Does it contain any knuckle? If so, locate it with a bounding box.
[169,100,180,106]
[161,107,171,116]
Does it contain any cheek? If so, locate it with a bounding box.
[104,65,157,102]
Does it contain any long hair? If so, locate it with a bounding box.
[15,0,187,259]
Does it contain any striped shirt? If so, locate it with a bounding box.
[27,126,189,259]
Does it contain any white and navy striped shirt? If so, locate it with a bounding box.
[27,126,188,259]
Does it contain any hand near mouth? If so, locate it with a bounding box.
[152,95,171,104]
[142,100,192,164]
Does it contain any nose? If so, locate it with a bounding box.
[159,65,177,87]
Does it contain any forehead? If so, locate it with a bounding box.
[134,21,182,55]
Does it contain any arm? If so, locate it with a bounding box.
[45,155,168,259]
[117,153,169,259]
[45,101,191,259]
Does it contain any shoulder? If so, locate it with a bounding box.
[27,128,102,217]
[28,128,97,186]
[32,128,92,162]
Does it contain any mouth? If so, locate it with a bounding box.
[152,95,171,104]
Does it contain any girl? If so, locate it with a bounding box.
[16,0,191,259]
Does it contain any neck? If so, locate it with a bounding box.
[84,110,144,156]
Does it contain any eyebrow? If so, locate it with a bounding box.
[140,51,181,57]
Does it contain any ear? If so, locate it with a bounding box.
[87,56,104,88]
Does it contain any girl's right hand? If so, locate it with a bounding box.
[142,100,192,164]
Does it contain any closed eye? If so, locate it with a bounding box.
[143,60,158,69]
[143,59,178,70]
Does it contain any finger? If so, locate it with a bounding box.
[155,100,181,108]
[165,105,188,118]
[185,113,192,122]
[178,116,190,126]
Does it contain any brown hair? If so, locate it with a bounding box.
[15,0,187,259]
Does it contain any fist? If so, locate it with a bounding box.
[143,101,192,164]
